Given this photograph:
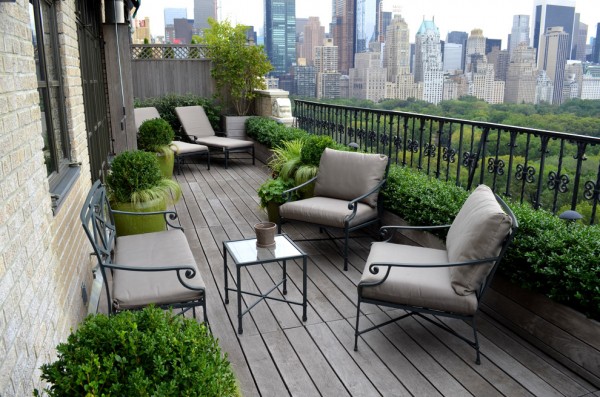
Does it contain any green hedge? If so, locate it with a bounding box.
[246,116,307,148]
[134,94,222,134]
[383,165,600,320]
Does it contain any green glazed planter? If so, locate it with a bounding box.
[112,197,167,236]
[156,151,175,179]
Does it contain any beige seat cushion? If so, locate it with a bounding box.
[112,230,205,310]
[360,242,479,315]
[194,135,253,150]
[170,140,209,155]
[446,185,512,296]
[279,196,378,228]
[314,148,388,207]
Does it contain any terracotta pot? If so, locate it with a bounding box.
[255,222,277,248]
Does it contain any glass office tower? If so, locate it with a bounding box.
[532,0,575,60]
[355,0,378,53]
[265,0,296,76]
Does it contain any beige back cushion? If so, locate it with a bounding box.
[134,107,160,131]
[447,185,512,296]
[314,148,388,207]
[175,106,215,138]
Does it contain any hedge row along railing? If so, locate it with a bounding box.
[246,116,600,321]
[294,99,600,225]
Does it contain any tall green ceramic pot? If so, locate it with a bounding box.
[155,151,175,179]
[112,197,167,236]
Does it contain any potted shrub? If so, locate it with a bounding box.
[137,117,175,178]
[34,307,240,396]
[200,18,273,137]
[257,177,295,223]
[106,150,181,236]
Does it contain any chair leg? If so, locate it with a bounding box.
[224,149,229,169]
[206,151,210,170]
[354,296,362,351]
[343,228,349,271]
[472,317,481,365]
[251,146,255,165]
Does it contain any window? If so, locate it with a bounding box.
[30,0,77,211]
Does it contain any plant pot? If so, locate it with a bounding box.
[255,222,277,248]
[156,151,174,179]
[112,197,167,236]
[266,201,281,223]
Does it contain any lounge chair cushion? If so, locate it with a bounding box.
[175,106,215,138]
[279,196,378,228]
[194,136,253,150]
[170,140,209,155]
[113,230,205,310]
[134,107,160,130]
[360,243,478,315]
[314,148,388,207]
[446,185,512,296]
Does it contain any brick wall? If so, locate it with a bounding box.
[0,1,93,395]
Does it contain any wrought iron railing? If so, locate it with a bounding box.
[294,99,600,224]
[130,44,208,60]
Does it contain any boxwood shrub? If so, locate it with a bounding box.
[246,116,307,148]
[383,165,600,320]
[134,94,222,134]
[35,307,239,396]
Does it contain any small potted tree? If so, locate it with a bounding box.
[257,177,295,223]
[137,117,175,178]
[200,18,273,137]
[106,150,181,236]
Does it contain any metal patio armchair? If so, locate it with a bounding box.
[134,106,210,174]
[278,148,390,271]
[354,184,518,364]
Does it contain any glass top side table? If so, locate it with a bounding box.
[223,234,308,334]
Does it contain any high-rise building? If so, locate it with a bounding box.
[164,8,187,43]
[265,0,296,76]
[467,63,505,104]
[294,65,317,97]
[174,18,194,44]
[414,20,444,104]
[593,24,600,63]
[509,15,530,60]
[485,38,502,55]
[532,0,575,60]
[303,17,325,66]
[349,52,386,101]
[465,29,486,72]
[538,26,570,104]
[193,0,216,34]
[132,17,151,44]
[379,11,392,43]
[447,31,468,71]
[355,0,379,53]
[505,43,538,103]
[487,47,510,81]
[443,43,463,72]
[383,14,410,81]
[581,66,600,99]
[571,19,588,62]
[331,0,355,74]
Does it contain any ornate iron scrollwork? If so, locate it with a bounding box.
[487,158,505,175]
[515,164,535,183]
[407,139,419,153]
[443,147,456,163]
[393,136,403,149]
[380,134,389,146]
[548,171,569,193]
[357,128,366,140]
[462,152,477,167]
[424,143,436,157]
[347,127,355,138]
[583,180,599,200]
[368,130,377,142]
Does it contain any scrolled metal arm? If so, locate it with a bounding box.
[346,178,387,210]
[103,263,204,291]
[281,175,318,202]
[360,257,500,288]
[110,209,183,230]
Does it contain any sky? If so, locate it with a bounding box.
[135,0,599,46]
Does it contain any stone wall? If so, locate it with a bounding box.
[0,1,92,395]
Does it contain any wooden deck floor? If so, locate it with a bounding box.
[126,157,599,396]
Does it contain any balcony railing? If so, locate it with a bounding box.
[130,44,208,60]
[294,99,600,224]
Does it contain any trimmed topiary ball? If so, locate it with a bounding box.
[138,118,175,153]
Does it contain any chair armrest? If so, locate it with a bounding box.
[347,178,387,210]
[282,175,318,201]
[104,262,203,291]
[360,257,500,288]
[110,209,183,230]
[379,224,451,241]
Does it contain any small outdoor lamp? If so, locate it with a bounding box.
[348,142,359,151]
[558,210,582,223]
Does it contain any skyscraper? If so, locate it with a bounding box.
[164,8,187,43]
[447,31,468,71]
[572,18,588,62]
[331,0,355,74]
[594,24,600,63]
[193,0,216,33]
[414,20,444,104]
[532,0,575,60]
[265,0,296,76]
[505,43,538,103]
[465,29,486,72]
[355,0,379,53]
[509,15,530,60]
[384,14,410,81]
[303,17,325,66]
[485,38,502,55]
[538,26,570,104]
[443,43,463,72]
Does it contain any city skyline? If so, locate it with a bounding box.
[136,0,598,46]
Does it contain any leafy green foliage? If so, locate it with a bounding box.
[269,139,303,180]
[106,150,181,205]
[200,18,272,116]
[138,118,175,156]
[383,164,600,320]
[134,94,221,135]
[245,116,307,148]
[299,135,337,167]
[35,307,239,397]
[257,177,296,208]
